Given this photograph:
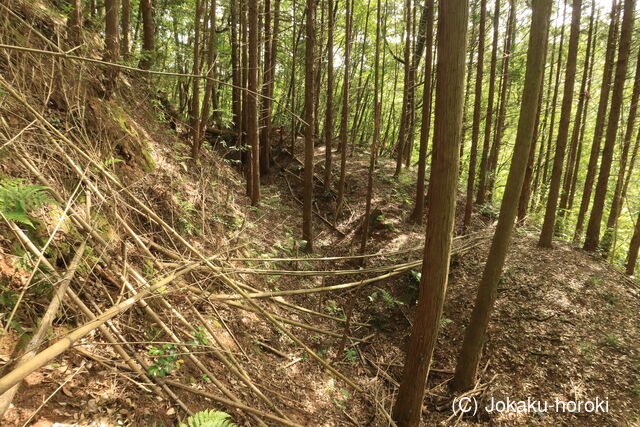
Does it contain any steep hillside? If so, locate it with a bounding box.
[0,1,639,426]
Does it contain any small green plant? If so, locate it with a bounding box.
[439,317,453,329]
[579,341,596,358]
[0,178,53,228]
[148,344,182,377]
[325,299,341,315]
[188,326,210,347]
[332,388,351,410]
[603,291,619,306]
[604,334,621,349]
[586,275,603,287]
[379,288,403,308]
[344,347,357,363]
[631,383,640,398]
[479,203,499,219]
[178,409,236,427]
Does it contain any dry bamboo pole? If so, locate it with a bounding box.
[0,223,192,413]
[0,240,86,417]
[221,300,368,341]
[165,380,303,427]
[22,117,363,392]
[0,222,203,395]
[112,270,271,427]
[58,184,290,422]
[146,243,373,327]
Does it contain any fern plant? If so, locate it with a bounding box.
[0,178,53,228]
[178,409,236,427]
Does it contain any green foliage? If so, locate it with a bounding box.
[579,341,596,359]
[603,334,621,349]
[375,288,403,308]
[178,409,236,427]
[478,203,499,219]
[344,347,357,363]
[325,299,341,315]
[439,317,453,329]
[148,344,182,377]
[586,275,603,287]
[331,388,351,410]
[0,178,53,228]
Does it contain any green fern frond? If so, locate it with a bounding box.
[178,409,237,427]
[0,178,54,228]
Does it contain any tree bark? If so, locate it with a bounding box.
[409,0,434,224]
[601,38,640,254]
[360,0,382,256]
[303,0,316,251]
[557,0,596,231]
[68,0,83,44]
[394,0,413,176]
[453,0,551,392]
[476,0,500,205]
[138,0,155,70]
[323,0,335,191]
[584,0,635,252]
[538,0,581,248]
[190,0,203,161]
[392,0,467,423]
[573,1,620,241]
[463,0,486,231]
[247,0,260,205]
[104,0,120,62]
[541,1,567,189]
[334,0,352,221]
[120,0,131,56]
[486,0,514,202]
[199,0,218,138]
[230,0,242,134]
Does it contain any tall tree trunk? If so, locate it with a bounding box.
[517,20,547,224]
[463,0,486,231]
[360,0,382,256]
[334,0,352,221]
[486,0,515,200]
[541,1,567,189]
[323,0,335,191]
[303,0,316,251]
[104,0,120,62]
[476,0,500,205]
[247,0,260,204]
[190,0,203,161]
[138,0,155,69]
[557,0,596,230]
[231,0,242,134]
[409,0,434,224]
[391,0,467,423]
[584,0,635,252]
[68,0,83,43]
[573,1,620,241]
[568,10,599,213]
[531,4,560,210]
[260,0,280,175]
[393,0,413,176]
[627,212,640,275]
[199,0,218,139]
[602,41,640,254]
[460,1,478,164]
[453,0,551,392]
[538,0,581,248]
[120,0,131,56]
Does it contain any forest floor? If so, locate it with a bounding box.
[2,127,640,426]
[0,1,639,424]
